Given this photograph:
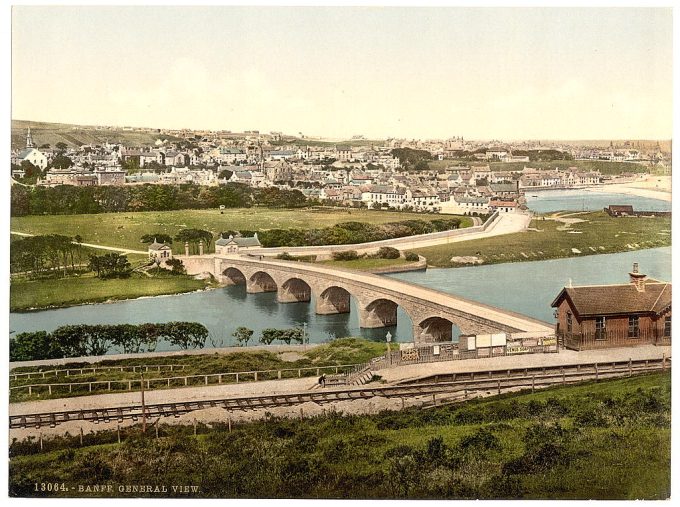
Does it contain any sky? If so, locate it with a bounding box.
[11,6,674,140]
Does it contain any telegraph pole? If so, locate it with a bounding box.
[141,372,147,433]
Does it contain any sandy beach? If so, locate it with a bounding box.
[586,176,672,202]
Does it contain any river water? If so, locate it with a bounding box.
[525,189,671,214]
[9,247,671,351]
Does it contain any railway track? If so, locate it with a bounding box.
[9,358,669,430]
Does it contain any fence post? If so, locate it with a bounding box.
[299,407,304,420]
[128,381,132,390]
[193,418,197,436]
[562,368,565,385]
[117,424,121,444]
[236,373,239,383]
[80,427,83,446]
[278,371,282,380]
[298,369,301,378]
[662,354,666,371]
[218,375,222,384]
[39,432,43,451]
[48,385,52,395]
[184,377,188,386]
[595,363,599,380]
[432,393,436,406]
[167,379,170,387]
[228,416,232,433]
[28,386,32,396]
[69,384,72,393]
[497,379,501,395]
[531,375,535,393]
[254,372,258,381]
[204,376,208,385]
[628,358,632,376]
[108,381,111,391]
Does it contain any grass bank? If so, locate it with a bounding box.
[413,211,671,267]
[10,272,212,313]
[10,208,466,254]
[9,338,387,402]
[9,372,670,499]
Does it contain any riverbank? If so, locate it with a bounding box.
[9,272,213,313]
[411,211,671,268]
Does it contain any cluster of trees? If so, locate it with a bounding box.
[140,233,173,244]
[10,322,209,361]
[11,183,311,216]
[237,218,462,248]
[175,228,214,254]
[10,234,85,277]
[390,148,432,171]
[232,327,305,346]
[88,253,132,279]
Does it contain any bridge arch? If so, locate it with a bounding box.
[360,297,402,329]
[416,316,457,342]
[222,267,246,286]
[316,285,352,315]
[247,271,278,294]
[278,277,312,303]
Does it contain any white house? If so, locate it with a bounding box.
[215,234,262,255]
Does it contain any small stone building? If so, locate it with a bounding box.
[148,240,173,261]
[215,233,262,255]
[551,263,671,350]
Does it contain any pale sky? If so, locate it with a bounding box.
[11,6,673,140]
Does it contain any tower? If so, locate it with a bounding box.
[26,127,34,148]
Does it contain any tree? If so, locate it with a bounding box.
[259,328,279,345]
[174,228,213,254]
[165,322,208,350]
[165,258,186,274]
[233,327,254,347]
[55,142,68,152]
[9,331,63,361]
[89,253,131,279]
[218,169,234,180]
[140,233,173,244]
[50,153,74,169]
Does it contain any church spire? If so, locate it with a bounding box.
[26,126,34,148]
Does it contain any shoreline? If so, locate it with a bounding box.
[584,183,671,202]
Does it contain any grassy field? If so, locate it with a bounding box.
[9,372,670,499]
[10,208,463,254]
[319,257,414,270]
[413,211,671,267]
[12,120,183,150]
[10,272,211,312]
[9,338,388,402]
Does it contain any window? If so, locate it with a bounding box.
[628,316,639,338]
[595,317,606,340]
[566,312,572,333]
[664,316,671,337]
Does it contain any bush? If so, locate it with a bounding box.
[376,247,400,259]
[276,252,295,260]
[404,252,420,262]
[332,250,360,261]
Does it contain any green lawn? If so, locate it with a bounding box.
[10,272,210,312]
[10,208,466,254]
[413,211,671,267]
[319,257,414,270]
[9,372,670,499]
[9,338,388,402]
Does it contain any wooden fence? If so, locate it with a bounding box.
[10,364,187,381]
[562,329,671,351]
[10,363,360,397]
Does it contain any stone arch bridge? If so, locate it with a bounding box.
[179,255,553,343]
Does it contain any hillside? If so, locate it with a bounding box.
[11,119,184,150]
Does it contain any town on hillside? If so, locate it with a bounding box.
[10,124,671,215]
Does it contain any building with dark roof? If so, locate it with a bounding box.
[215,233,262,255]
[551,263,671,350]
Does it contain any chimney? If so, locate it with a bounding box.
[629,262,647,292]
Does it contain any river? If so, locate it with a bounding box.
[525,189,672,213]
[9,247,671,352]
